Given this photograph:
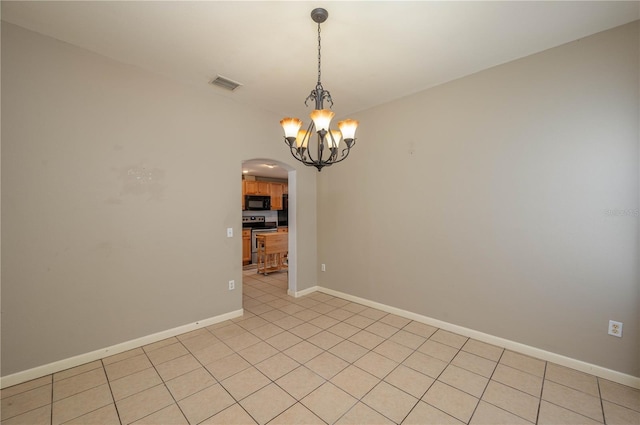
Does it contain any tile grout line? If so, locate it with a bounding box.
[396,332,487,424]
[157,333,227,424]
[332,323,454,423]
[395,329,462,424]
[396,334,454,425]
[50,372,54,425]
[328,324,409,425]
[465,346,505,424]
[114,347,182,424]
[101,359,124,425]
[541,380,608,424]
[598,377,608,424]
[149,340,193,425]
[51,364,120,425]
[197,331,266,425]
[536,360,548,425]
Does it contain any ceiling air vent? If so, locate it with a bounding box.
[209,75,242,92]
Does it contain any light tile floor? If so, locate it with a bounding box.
[2,270,639,424]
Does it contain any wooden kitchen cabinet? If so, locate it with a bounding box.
[277,227,288,233]
[244,180,270,195]
[242,229,251,265]
[242,179,287,211]
[270,183,284,210]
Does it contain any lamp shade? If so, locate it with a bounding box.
[280,117,303,139]
[310,109,335,132]
[295,130,309,149]
[338,119,359,140]
[328,130,342,148]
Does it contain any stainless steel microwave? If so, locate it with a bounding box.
[245,195,271,210]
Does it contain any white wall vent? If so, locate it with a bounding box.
[209,75,242,91]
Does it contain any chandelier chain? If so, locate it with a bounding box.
[317,23,322,84]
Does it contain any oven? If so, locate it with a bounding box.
[243,216,278,264]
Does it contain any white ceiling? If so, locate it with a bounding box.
[2,1,638,179]
[242,159,289,180]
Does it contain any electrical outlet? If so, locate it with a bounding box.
[228,280,235,290]
[321,264,326,272]
[227,228,233,238]
[608,320,622,337]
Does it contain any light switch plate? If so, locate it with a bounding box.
[227,228,233,238]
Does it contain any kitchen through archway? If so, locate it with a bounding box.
[241,159,297,301]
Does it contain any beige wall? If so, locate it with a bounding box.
[318,22,639,377]
[1,23,317,376]
[2,19,638,380]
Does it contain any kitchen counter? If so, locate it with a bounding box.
[256,233,288,275]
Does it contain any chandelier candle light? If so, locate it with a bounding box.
[280,8,359,172]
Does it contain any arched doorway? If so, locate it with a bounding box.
[241,159,297,298]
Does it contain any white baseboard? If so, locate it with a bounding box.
[316,286,640,389]
[288,285,318,298]
[0,309,244,389]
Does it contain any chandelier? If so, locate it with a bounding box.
[280,8,359,172]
